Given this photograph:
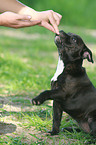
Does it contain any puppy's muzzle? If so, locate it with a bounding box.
[55,35,61,43]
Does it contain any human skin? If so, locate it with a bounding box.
[0,0,62,34]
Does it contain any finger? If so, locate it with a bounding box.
[17,15,32,21]
[53,12,62,25]
[48,15,59,34]
[40,21,55,33]
[55,12,62,19]
[52,13,61,26]
[22,20,41,27]
[13,20,41,28]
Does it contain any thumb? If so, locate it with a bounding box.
[18,15,41,25]
[18,15,32,21]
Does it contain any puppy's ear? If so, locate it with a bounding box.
[82,45,94,63]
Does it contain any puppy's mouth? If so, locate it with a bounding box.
[55,34,61,44]
[55,30,68,47]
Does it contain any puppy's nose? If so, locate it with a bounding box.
[55,33,59,36]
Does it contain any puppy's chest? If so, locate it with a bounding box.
[61,76,78,92]
[55,74,79,92]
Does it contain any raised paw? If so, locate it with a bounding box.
[32,91,48,105]
[32,98,41,105]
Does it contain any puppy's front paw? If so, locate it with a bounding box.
[48,130,59,136]
[32,98,41,105]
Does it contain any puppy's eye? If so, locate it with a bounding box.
[72,37,77,43]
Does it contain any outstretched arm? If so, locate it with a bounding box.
[0,0,62,33]
[0,0,41,28]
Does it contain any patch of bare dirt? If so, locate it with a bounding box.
[0,117,40,144]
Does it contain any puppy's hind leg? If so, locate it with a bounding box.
[87,111,96,136]
[88,119,96,136]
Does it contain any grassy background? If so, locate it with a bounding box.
[20,0,96,29]
[0,25,95,144]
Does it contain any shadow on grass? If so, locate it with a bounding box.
[0,122,16,135]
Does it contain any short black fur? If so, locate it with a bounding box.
[32,30,96,136]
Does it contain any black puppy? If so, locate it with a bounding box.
[32,30,96,136]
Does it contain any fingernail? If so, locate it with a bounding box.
[27,15,31,19]
[55,28,60,35]
[56,31,60,35]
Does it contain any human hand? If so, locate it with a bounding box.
[19,8,62,34]
[32,10,62,34]
[0,12,41,28]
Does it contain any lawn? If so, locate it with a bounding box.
[0,25,96,144]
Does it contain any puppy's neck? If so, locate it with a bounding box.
[64,62,85,76]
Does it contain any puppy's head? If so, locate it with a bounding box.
[55,30,93,65]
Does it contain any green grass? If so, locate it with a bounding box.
[0,25,96,144]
